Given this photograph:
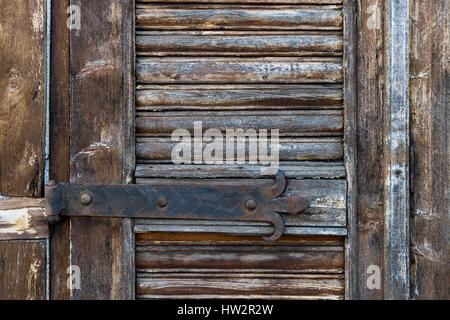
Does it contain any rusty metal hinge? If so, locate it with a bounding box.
[45,171,309,241]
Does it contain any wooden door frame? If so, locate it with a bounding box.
[50,0,136,299]
[344,0,410,299]
[49,0,411,300]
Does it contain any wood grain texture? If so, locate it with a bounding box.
[137,275,344,297]
[384,0,410,300]
[138,0,343,3]
[135,234,344,299]
[0,240,47,300]
[136,110,343,137]
[352,0,387,300]
[137,137,344,161]
[409,0,449,300]
[135,178,347,228]
[136,31,342,56]
[49,0,71,301]
[136,84,343,111]
[134,0,347,301]
[0,0,47,197]
[136,161,346,179]
[137,58,343,84]
[136,5,343,31]
[0,198,48,240]
[342,0,357,300]
[68,0,135,300]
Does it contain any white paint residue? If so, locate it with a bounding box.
[367,4,382,30]
[0,208,39,235]
[310,195,346,209]
[32,5,43,33]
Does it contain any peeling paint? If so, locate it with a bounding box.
[77,59,115,78]
[32,4,44,33]
[311,195,346,209]
[0,208,40,235]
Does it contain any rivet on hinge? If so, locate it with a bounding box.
[246,200,257,211]
[80,193,92,206]
[157,198,168,208]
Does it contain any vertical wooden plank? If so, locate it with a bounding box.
[0,0,48,301]
[410,0,449,300]
[384,0,410,300]
[343,0,357,300]
[0,241,47,300]
[49,0,71,300]
[0,0,47,197]
[354,0,387,300]
[68,0,135,299]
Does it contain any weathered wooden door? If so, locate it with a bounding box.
[48,0,412,300]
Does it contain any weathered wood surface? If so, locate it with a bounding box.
[135,179,346,228]
[384,0,410,300]
[409,0,449,300]
[0,0,48,301]
[137,111,343,137]
[134,1,346,301]
[342,0,357,300]
[137,137,344,161]
[0,198,48,240]
[137,31,342,56]
[136,161,346,179]
[136,234,344,299]
[136,84,343,111]
[139,0,343,3]
[350,0,387,300]
[137,275,344,297]
[66,0,135,300]
[49,0,71,301]
[136,5,343,31]
[137,58,343,84]
[0,240,47,300]
[0,0,47,197]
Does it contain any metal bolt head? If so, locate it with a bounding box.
[246,199,257,211]
[80,193,92,206]
[157,198,168,208]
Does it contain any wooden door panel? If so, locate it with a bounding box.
[136,234,344,299]
[134,0,346,299]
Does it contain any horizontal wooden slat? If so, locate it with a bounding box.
[136,32,342,56]
[134,224,347,236]
[135,232,343,243]
[136,110,343,137]
[137,58,343,83]
[136,84,343,111]
[136,137,344,161]
[136,161,346,179]
[136,5,343,31]
[137,294,342,300]
[135,179,347,227]
[136,245,343,271]
[138,0,343,3]
[0,198,49,240]
[137,275,344,296]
